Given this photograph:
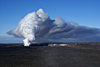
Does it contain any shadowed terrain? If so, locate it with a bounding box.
[0,42,100,67]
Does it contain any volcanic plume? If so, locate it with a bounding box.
[7,9,100,46]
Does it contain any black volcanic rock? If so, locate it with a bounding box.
[0,42,100,67]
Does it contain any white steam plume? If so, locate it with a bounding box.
[7,9,52,46]
[7,8,100,46]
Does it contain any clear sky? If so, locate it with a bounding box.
[0,0,100,43]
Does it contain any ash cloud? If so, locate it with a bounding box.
[7,9,100,46]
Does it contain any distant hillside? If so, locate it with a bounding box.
[63,42,100,45]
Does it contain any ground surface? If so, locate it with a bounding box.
[0,43,100,67]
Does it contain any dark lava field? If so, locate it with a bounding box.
[0,42,100,67]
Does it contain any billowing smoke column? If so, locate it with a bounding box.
[7,9,52,46]
[7,9,100,46]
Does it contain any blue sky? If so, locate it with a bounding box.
[0,0,100,43]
